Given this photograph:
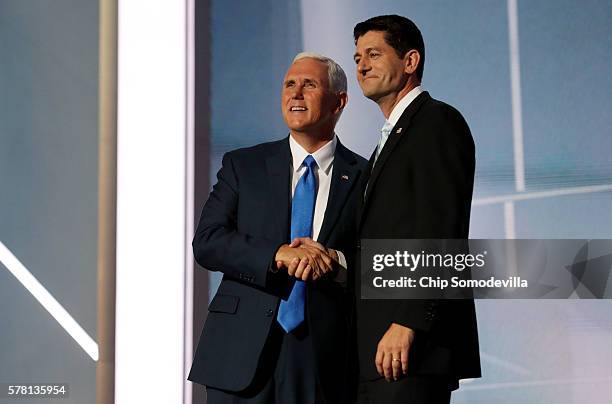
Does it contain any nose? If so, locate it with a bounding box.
[357,58,370,75]
[290,84,304,99]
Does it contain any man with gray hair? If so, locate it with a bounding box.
[188,52,367,404]
[293,51,348,94]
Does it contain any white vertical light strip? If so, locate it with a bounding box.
[503,201,519,276]
[0,241,99,361]
[183,0,195,402]
[507,0,526,192]
[116,1,187,403]
[503,201,516,239]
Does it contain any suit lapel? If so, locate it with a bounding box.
[317,140,359,244]
[357,149,376,230]
[362,91,431,209]
[265,137,292,242]
[362,149,376,191]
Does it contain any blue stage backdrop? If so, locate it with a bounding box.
[208,1,612,403]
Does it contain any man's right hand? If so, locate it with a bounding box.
[274,243,334,281]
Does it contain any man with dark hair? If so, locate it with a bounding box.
[353,14,425,81]
[352,15,481,403]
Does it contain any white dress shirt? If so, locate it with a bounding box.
[377,85,423,155]
[289,134,347,271]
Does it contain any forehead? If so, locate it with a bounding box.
[284,58,329,84]
[355,30,390,50]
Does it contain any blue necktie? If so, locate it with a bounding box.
[277,155,317,333]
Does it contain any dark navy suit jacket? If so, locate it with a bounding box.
[188,137,366,403]
[357,92,481,383]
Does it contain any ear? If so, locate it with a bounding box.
[333,91,348,114]
[403,49,420,76]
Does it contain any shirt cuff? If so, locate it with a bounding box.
[332,249,347,284]
[335,249,347,270]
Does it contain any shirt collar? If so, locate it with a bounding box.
[289,134,336,175]
[385,85,423,128]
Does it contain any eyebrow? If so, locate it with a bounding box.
[354,47,380,59]
[283,78,319,86]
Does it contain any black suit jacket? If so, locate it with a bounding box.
[356,91,481,382]
[188,137,367,403]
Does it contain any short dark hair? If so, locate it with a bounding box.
[353,15,425,81]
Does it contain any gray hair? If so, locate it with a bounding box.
[292,52,347,94]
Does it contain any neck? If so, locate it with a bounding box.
[377,79,420,119]
[290,130,334,153]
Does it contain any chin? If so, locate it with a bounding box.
[287,121,306,131]
[359,85,376,98]
[362,90,381,101]
[288,125,308,133]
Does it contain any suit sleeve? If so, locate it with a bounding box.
[392,107,475,330]
[192,152,282,289]
[410,108,475,239]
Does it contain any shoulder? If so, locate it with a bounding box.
[223,138,287,163]
[415,95,471,135]
[348,150,369,170]
[336,140,368,170]
[406,95,474,152]
[420,95,468,127]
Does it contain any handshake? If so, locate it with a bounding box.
[274,237,339,281]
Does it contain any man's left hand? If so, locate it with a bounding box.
[375,323,415,382]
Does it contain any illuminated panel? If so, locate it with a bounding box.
[116,0,189,403]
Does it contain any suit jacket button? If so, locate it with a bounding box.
[266,309,274,317]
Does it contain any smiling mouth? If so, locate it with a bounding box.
[289,106,308,111]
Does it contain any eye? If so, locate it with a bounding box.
[354,57,361,64]
[285,81,294,88]
[369,51,380,59]
[305,82,316,88]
